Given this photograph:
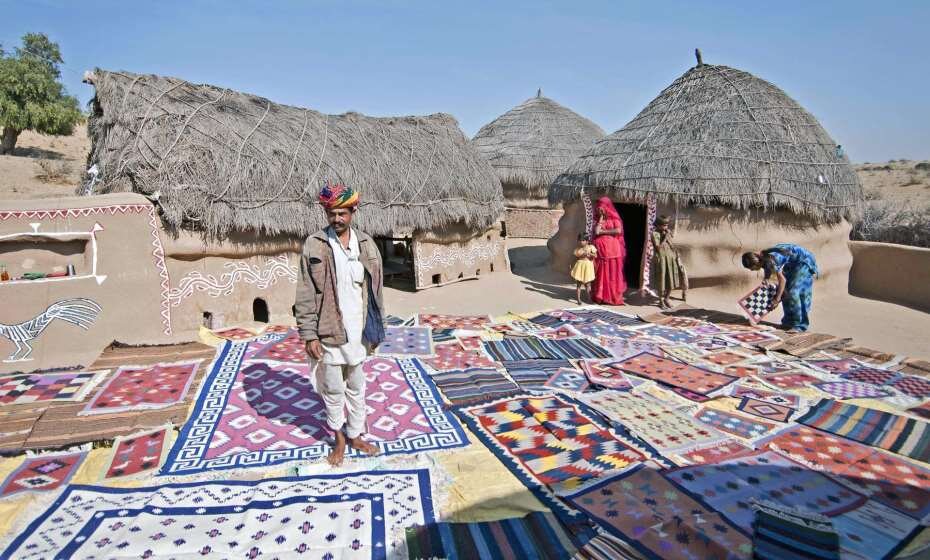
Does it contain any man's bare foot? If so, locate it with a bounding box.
[348,436,379,457]
[327,431,346,466]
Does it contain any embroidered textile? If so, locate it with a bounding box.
[81,360,202,415]
[608,352,738,395]
[0,450,86,498]
[418,314,491,330]
[579,390,727,455]
[567,464,753,560]
[666,451,866,533]
[422,342,498,372]
[162,343,466,475]
[814,381,891,400]
[695,408,780,440]
[751,499,841,560]
[2,469,435,559]
[454,394,650,502]
[736,397,794,423]
[102,425,171,479]
[405,511,580,560]
[543,368,590,392]
[430,368,519,406]
[376,326,434,356]
[797,399,930,464]
[0,370,106,406]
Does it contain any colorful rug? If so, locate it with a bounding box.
[527,313,569,328]
[0,450,86,499]
[725,330,782,345]
[568,309,643,327]
[694,408,780,441]
[842,365,900,385]
[703,351,751,366]
[598,338,658,360]
[405,511,580,560]
[422,342,498,372]
[694,336,738,352]
[162,342,466,475]
[501,360,574,390]
[908,401,930,420]
[660,344,706,365]
[730,384,801,408]
[808,359,866,375]
[797,399,930,464]
[2,469,435,559]
[432,328,457,342]
[535,325,581,340]
[608,352,738,396]
[724,364,760,378]
[249,330,309,363]
[579,360,634,390]
[638,325,697,344]
[376,326,434,356]
[0,370,107,406]
[566,464,753,560]
[764,332,850,357]
[212,327,258,340]
[736,397,794,423]
[814,381,891,400]
[482,338,611,361]
[543,368,590,392]
[760,371,822,390]
[888,376,930,399]
[674,439,754,465]
[418,314,491,330]
[665,450,867,533]
[430,368,519,406]
[572,320,630,339]
[81,360,202,415]
[454,393,651,509]
[750,499,841,560]
[578,390,727,455]
[102,425,172,480]
[456,335,486,352]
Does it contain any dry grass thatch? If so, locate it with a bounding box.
[84,69,504,238]
[472,91,604,200]
[550,58,863,222]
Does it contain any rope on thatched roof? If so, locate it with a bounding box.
[471,94,604,200]
[549,62,863,222]
[83,69,504,238]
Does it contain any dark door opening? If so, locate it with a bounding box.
[614,202,647,288]
[252,298,269,323]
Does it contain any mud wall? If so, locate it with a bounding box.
[414,224,509,289]
[505,207,563,239]
[849,241,930,311]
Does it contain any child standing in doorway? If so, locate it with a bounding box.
[571,234,597,305]
[652,215,688,309]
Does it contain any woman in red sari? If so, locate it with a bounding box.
[591,197,627,305]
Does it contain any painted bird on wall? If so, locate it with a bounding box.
[1,298,102,362]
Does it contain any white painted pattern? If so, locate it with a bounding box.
[167,255,297,307]
[414,239,502,288]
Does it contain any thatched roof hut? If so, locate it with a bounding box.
[472,90,604,201]
[84,69,504,239]
[549,53,862,222]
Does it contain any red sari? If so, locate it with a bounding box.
[591,197,627,305]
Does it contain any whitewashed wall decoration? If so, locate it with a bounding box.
[0,222,107,285]
[414,239,502,287]
[167,255,297,307]
[0,298,101,362]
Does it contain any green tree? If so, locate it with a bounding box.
[0,33,82,154]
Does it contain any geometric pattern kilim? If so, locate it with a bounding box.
[0,370,108,406]
[1,469,435,560]
[162,337,466,475]
[0,450,87,499]
[453,393,652,522]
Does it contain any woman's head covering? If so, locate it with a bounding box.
[595,197,621,221]
[319,181,359,209]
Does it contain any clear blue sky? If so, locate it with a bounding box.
[3,0,927,162]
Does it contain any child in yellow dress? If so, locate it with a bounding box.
[571,235,597,305]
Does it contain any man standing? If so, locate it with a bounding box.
[295,182,385,466]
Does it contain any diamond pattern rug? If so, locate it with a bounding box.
[888,376,930,399]
[81,360,202,415]
[249,330,308,363]
[0,450,86,498]
[736,396,794,423]
[376,326,434,357]
[674,439,754,465]
[2,469,435,559]
[579,360,634,391]
[694,408,780,441]
[608,352,738,396]
[841,365,900,385]
[543,368,590,392]
[162,339,466,475]
[760,372,822,389]
[0,370,107,406]
[418,314,491,330]
[421,342,498,372]
[212,327,258,340]
[102,425,172,480]
[814,380,891,400]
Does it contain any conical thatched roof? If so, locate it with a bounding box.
[472,91,604,200]
[84,69,504,238]
[550,57,862,221]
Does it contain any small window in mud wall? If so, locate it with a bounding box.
[0,234,88,280]
[253,298,269,323]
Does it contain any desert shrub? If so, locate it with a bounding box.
[851,198,930,248]
[34,158,72,183]
[915,162,930,172]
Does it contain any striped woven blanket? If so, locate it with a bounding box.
[430,368,519,406]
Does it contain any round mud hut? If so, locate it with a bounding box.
[81,69,506,332]
[548,52,862,299]
[472,90,604,238]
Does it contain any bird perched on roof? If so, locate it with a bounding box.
[1,298,101,362]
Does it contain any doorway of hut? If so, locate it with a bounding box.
[612,201,647,288]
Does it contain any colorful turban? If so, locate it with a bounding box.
[319,182,359,209]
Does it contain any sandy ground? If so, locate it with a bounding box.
[855,160,930,206]
[0,128,88,199]
[386,239,930,360]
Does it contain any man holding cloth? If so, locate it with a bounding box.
[296,182,385,466]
